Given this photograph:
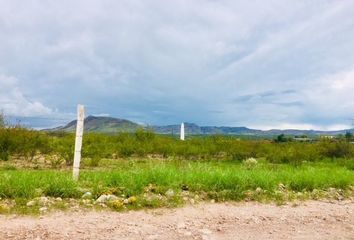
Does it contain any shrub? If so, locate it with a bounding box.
[0,111,5,128]
[54,135,75,165]
[0,128,11,161]
[319,139,353,158]
[135,128,155,142]
[0,126,353,165]
[243,157,258,169]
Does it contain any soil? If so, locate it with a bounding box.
[0,200,353,240]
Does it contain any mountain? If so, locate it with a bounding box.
[151,124,261,135]
[151,123,201,134]
[47,116,354,136]
[49,116,141,133]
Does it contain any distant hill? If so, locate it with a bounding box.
[47,116,354,136]
[151,124,260,135]
[48,116,140,133]
[152,124,354,136]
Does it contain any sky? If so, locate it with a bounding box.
[0,0,354,130]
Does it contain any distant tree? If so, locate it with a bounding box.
[294,135,307,139]
[0,111,5,128]
[345,132,353,142]
[275,134,293,143]
[276,134,286,142]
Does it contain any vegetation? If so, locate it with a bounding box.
[345,131,353,142]
[0,127,353,163]
[0,112,5,128]
[0,125,353,214]
[0,159,353,214]
[275,134,293,142]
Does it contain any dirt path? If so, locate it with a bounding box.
[0,201,353,240]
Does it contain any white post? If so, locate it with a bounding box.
[180,122,185,141]
[73,104,85,181]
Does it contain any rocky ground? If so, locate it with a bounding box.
[0,200,353,240]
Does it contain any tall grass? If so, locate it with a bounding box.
[0,171,78,199]
[1,161,353,200]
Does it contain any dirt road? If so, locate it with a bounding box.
[0,201,353,240]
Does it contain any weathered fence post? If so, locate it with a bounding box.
[73,104,85,181]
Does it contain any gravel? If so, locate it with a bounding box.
[0,200,353,240]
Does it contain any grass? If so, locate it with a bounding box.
[81,161,351,192]
[0,171,79,199]
[1,126,353,214]
[0,159,353,210]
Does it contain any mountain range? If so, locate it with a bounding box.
[47,116,354,136]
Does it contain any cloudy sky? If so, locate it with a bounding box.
[0,0,354,130]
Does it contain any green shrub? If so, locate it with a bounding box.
[319,139,353,158]
[0,126,353,165]
[54,135,75,165]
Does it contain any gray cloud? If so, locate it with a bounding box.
[0,0,354,129]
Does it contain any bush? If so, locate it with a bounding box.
[0,112,5,128]
[0,126,353,165]
[319,139,353,158]
[0,128,11,161]
[135,128,155,142]
[54,135,75,165]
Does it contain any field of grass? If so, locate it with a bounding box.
[0,159,353,214]
[0,127,353,214]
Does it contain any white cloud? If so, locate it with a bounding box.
[0,75,53,116]
[302,68,354,121]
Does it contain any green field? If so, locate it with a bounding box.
[0,127,353,214]
[1,159,353,214]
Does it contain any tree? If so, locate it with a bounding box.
[275,134,292,143]
[0,111,5,128]
[345,132,353,142]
